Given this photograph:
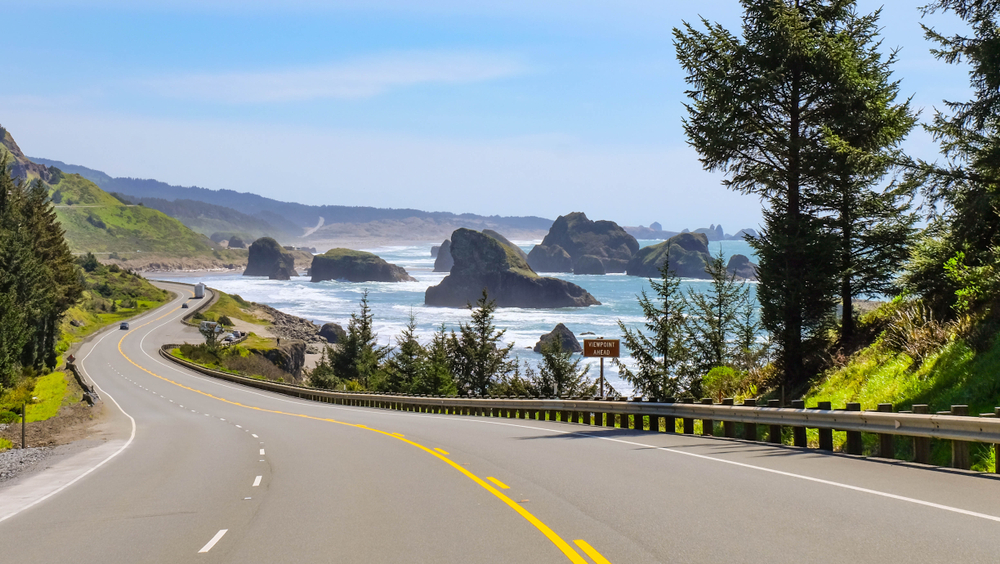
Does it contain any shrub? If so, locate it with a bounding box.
[223,353,291,381]
[218,315,234,326]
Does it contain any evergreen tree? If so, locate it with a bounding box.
[903,1,1000,313]
[686,250,747,376]
[675,0,886,390]
[308,346,339,390]
[332,290,390,387]
[383,312,426,393]
[536,336,592,397]
[615,260,690,398]
[448,290,516,395]
[815,7,917,342]
[412,324,457,396]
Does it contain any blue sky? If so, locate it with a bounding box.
[0,1,969,231]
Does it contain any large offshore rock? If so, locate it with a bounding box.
[533,323,583,353]
[244,237,296,277]
[626,232,711,279]
[311,249,415,282]
[482,230,529,263]
[527,212,639,274]
[726,254,758,280]
[425,228,600,308]
[319,322,347,344]
[433,240,454,272]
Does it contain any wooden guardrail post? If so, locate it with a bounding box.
[790,400,807,447]
[877,403,894,459]
[682,398,695,434]
[767,399,782,443]
[663,397,676,433]
[701,398,714,436]
[951,405,971,469]
[631,397,644,430]
[817,401,833,451]
[995,407,1000,473]
[722,398,735,438]
[743,398,757,441]
[845,402,863,455]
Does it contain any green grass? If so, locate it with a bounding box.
[0,437,13,452]
[202,292,269,325]
[805,334,1000,470]
[25,372,68,422]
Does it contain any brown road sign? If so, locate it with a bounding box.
[583,339,620,358]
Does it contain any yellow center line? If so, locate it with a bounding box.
[574,540,612,564]
[116,294,592,564]
[486,476,510,490]
[434,448,450,455]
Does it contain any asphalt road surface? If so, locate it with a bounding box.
[2,281,1000,563]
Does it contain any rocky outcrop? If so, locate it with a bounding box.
[228,236,246,249]
[533,323,583,353]
[483,230,528,263]
[431,245,441,258]
[319,322,347,344]
[252,340,306,381]
[425,228,600,308]
[726,254,758,280]
[311,249,416,283]
[433,240,454,272]
[626,232,711,279]
[270,265,294,280]
[244,237,296,278]
[573,255,606,275]
[528,212,639,274]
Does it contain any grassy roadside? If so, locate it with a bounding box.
[197,291,269,326]
[170,342,290,382]
[0,261,171,452]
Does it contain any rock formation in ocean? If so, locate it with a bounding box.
[527,212,639,275]
[726,254,758,280]
[433,240,454,272]
[244,237,296,278]
[311,249,416,283]
[533,323,583,353]
[425,228,600,308]
[626,232,711,279]
[319,322,347,344]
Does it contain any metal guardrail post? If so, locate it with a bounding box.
[845,403,862,454]
[722,398,735,437]
[701,398,714,436]
[951,405,971,469]
[663,397,676,433]
[817,401,833,451]
[630,397,643,430]
[743,398,757,441]
[877,403,895,459]
[791,400,807,447]
[767,399,782,443]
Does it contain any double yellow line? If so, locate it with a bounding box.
[117,293,612,564]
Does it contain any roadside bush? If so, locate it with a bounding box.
[178,343,221,366]
[218,315,233,326]
[222,353,291,381]
[0,410,19,424]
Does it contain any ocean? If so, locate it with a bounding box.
[153,239,757,395]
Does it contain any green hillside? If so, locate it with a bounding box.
[2,127,218,255]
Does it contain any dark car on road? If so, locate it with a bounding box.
[120,322,129,330]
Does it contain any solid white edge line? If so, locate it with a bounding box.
[198,529,228,553]
[0,327,138,524]
[253,476,262,487]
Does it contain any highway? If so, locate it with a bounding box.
[2,281,1000,562]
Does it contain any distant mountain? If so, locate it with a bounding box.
[110,193,298,242]
[30,157,554,240]
[2,128,218,256]
[625,223,757,241]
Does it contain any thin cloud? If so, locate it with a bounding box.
[142,52,527,103]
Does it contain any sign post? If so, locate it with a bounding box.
[583,338,620,398]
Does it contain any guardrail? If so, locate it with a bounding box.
[159,345,1000,473]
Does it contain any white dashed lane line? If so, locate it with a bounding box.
[198,529,228,553]
[253,476,262,487]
